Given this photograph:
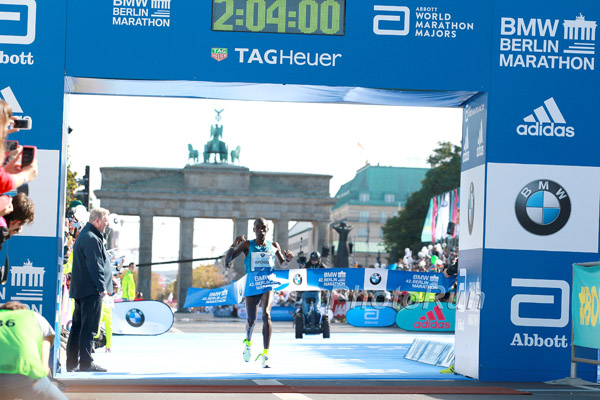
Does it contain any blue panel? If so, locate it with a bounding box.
[65,0,492,91]
[0,2,68,373]
[487,0,600,166]
[478,249,596,381]
[461,93,487,171]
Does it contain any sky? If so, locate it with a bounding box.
[67,95,462,270]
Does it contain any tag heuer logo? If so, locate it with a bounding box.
[211,48,228,62]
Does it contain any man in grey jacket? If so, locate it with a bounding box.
[66,208,113,372]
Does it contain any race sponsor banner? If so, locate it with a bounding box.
[236,305,295,321]
[113,300,174,336]
[184,268,456,308]
[396,302,456,332]
[572,262,600,349]
[346,306,396,327]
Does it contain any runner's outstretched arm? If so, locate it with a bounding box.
[225,236,248,266]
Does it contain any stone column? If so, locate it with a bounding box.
[177,217,194,312]
[313,220,329,256]
[232,218,248,279]
[274,219,289,253]
[138,215,153,300]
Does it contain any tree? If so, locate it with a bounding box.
[165,264,226,302]
[382,141,461,254]
[65,163,79,209]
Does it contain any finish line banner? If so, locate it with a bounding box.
[573,262,600,349]
[184,268,456,308]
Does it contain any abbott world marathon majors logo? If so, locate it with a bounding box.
[500,13,596,71]
[0,0,36,66]
[515,180,571,236]
[126,308,145,327]
[373,5,475,39]
[112,0,171,27]
[516,97,574,138]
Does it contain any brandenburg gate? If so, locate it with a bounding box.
[95,164,336,310]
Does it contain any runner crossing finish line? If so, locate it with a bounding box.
[184,268,456,308]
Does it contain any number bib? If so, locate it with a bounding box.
[251,251,274,272]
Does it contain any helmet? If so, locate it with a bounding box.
[309,251,321,261]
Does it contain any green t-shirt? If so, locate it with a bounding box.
[0,309,47,379]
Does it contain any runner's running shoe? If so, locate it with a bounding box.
[242,339,251,362]
[440,364,455,374]
[255,351,270,368]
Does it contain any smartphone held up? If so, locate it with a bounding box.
[21,145,36,168]
[12,118,32,130]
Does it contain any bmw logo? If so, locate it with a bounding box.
[468,182,475,235]
[293,274,302,285]
[126,308,145,328]
[515,179,571,236]
[370,273,382,285]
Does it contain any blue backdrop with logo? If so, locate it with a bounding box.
[1,0,598,381]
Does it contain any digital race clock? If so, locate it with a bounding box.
[212,0,346,36]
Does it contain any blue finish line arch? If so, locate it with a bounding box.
[2,0,599,382]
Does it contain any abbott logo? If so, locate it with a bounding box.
[510,278,569,328]
[373,5,410,36]
[0,0,36,45]
[516,97,575,138]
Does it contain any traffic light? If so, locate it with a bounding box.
[74,165,90,209]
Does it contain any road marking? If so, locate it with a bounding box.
[274,394,312,400]
[253,379,283,385]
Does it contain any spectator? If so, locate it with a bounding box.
[0,301,67,400]
[121,262,137,301]
[0,100,38,192]
[0,192,34,250]
[66,208,113,373]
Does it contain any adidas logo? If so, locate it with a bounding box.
[476,120,484,157]
[413,305,450,329]
[516,97,575,138]
[1,86,23,113]
[462,127,470,162]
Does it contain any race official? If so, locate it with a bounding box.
[66,208,113,373]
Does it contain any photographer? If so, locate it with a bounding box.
[436,257,458,303]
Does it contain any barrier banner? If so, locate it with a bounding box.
[396,302,455,332]
[113,300,174,336]
[572,263,600,349]
[346,306,397,327]
[184,268,456,308]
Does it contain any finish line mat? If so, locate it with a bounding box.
[58,332,467,381]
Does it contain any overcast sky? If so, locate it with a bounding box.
[67,95,462,270]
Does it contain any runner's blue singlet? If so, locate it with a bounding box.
[244,240,276,274]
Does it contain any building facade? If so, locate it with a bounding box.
[330,164,429,267]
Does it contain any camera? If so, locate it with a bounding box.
[296,250,307,266]
[12,119,32,130]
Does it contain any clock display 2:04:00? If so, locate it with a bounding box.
[212,0,346,35]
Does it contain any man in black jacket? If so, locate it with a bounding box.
[66,207,113,372]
